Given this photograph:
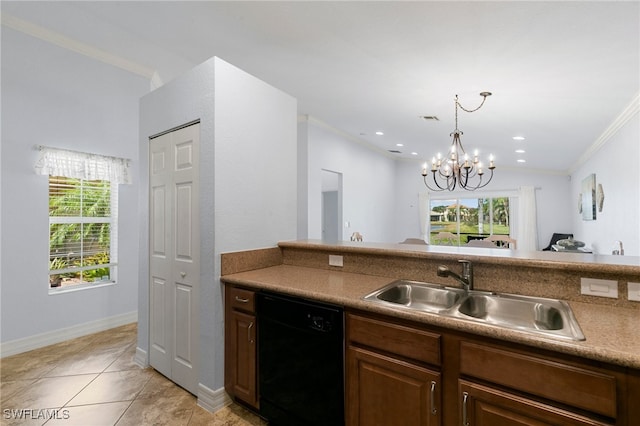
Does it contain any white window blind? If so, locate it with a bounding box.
[48,176,117,288]
[34,146,127,290]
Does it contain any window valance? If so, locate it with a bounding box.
[34,146,132,184]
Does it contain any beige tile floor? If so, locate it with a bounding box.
[1,324,266,426]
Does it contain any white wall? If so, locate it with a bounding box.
[139,57,296,395]
[570,111,639,255]
[301,118,398,243]
[300,115,572,248]
[1,27,144,347]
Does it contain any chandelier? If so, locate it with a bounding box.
[422,92,495,191]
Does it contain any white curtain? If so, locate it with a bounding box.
[34,146,132,184]
[418,192,430,240]
[517,186,538,251]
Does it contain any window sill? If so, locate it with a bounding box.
[48,281,116,295]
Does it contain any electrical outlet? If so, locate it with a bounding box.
[580,278,618,298]
[628,282,640,302]
[329,255,343,267]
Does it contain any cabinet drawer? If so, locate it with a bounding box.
[459,379,614,426]
[228,286,256,313]
[460,341,617,418]
[347,313,441,366]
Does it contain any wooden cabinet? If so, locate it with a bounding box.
[346,310,631,426]
[459,380,612,426]
[346,312,442,426]
[221,288,635,425]
[348,346,441,426]
[224,285,258,408]
[459,340,618,424]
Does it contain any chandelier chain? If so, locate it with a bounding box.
[455,93,490,114]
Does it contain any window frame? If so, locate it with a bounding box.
[48,176,118,293]
[428,194,513,246]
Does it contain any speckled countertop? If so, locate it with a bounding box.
[279,239,640,274]
[221,264,640,370]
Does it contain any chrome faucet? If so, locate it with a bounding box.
[437,260,473,292]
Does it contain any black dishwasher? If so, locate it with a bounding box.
[258,292,344,426]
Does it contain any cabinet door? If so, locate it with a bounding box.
[347,346,441,426]
[459,380,612,426]
[229,310,258,408]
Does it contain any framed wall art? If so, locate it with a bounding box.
[581,173,596,221]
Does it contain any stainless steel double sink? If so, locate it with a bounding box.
[363,280,585,341]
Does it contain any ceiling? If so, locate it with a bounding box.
[2,1,639,174]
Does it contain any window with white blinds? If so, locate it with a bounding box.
[35,146,129,291]
[48,176,118,289]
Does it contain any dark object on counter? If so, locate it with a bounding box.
[542,233,573,251]
[258,292,344,426]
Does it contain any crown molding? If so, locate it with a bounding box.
[2,13,158,85]
[567,92,640,175]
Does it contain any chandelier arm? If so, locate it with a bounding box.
[465,169,494,191]
[435,173,452,191]
[460,167,470,189]
[423,174,445,192]
[474,169,494,190]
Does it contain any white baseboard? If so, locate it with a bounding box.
[134,346,148,368]
[0,311,138,358]
[197,383,232,413]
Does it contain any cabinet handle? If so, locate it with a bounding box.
[462,391,470,426]
[247,321,254,344]
[430,380,437,415]
[235,296,249,303]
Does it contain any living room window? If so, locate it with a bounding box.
[429,196,511,245]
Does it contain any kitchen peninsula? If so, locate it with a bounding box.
[222,240,640,426]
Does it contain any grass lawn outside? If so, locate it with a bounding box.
[429,222,510,245]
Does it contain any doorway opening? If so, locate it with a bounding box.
[321,169,342,243]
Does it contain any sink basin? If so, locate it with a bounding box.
[363,281,585,341]
[363,280,465,313]
[455,293,585,341]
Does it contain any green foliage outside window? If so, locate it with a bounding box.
[429,197,511,245]
[48,177,113,287]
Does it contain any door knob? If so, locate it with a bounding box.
[180,272,186,278]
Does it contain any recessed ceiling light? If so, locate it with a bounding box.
[517,159,526,163]
[376,131,384,135]
[515,149,526,154]
[411,152,418,156]
[513,136,525,141]
[396,143,404,147]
